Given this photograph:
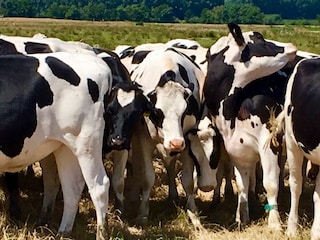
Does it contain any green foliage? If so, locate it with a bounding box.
[0,0,319,24]
[199,4,264,24]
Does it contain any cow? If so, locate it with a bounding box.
[203,22,297,229]
[0,52,116,239]
[0,34,95,55]
[187,114,234,207]
[0,34,154,229]
[114,39,208,75]
[267,56,320,240]
[0,34,100,223]
[124,46,216,224]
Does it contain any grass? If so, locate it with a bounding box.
[0,17,319,53]
[0,162,315,239]
[0,17,318,239]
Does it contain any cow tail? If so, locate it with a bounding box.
[264,108,285,150]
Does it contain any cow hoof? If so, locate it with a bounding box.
[135,216,148,226]
[56,231,72,240]
[96,224,108,240]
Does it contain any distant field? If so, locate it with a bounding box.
[0,17,319,53]
[0,17,318,240]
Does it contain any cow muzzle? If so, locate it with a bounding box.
[198,185,214,192]
[167,139,185,152]
[109,136,129,150]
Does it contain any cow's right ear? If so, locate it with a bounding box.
[228,22,245,47]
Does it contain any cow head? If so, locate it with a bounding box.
[147,79,196,154]
[204,23,297,117]
[104,82,156,153]
[207,23,297,88]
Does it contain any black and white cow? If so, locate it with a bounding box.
[124,46,216,223]
[267,56,320,239]
[114,38,208,75]
[203,23,297,229]
[0,34,95,55]
[0,52,113,239]
[0,35,154,229]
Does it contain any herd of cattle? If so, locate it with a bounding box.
[0,22,320,239]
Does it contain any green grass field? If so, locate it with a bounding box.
[0,17,319,53]
[0,17,318,239]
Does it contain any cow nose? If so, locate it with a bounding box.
[198,185,214,192]
[111,136,125,146]
[169,139,185,151]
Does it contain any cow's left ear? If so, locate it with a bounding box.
[228,22,245,46]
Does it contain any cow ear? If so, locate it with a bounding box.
[228,22,245,46]
[147,90,157,104]
[159,70,176,87]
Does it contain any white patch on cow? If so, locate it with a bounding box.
[155,82,187,150]
[117,89,135,107]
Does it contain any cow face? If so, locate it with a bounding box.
[104,82,155,152]
[147,80,193,153]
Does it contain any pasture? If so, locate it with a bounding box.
[0,18,319,239]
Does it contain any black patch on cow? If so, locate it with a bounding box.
[307,163,319,181]
[45,56,80,86]
[204,46,234,117]
[0,55,53,157]
[210,127,222,170]
[185,94,200,120]
[166,47,201,70]
[251,121,255,128]
[249,32,265,43]
[240,41,285,63]
[99,51,131,86]
[287,104,293,116]
[178,63,190,84]
[227,72,287,129]
[291,58,320,153]
[158,70,176,87]
[132,50,151,65]
[0,39,20,55]
[228,22,245,46]
[186,129,201,176]
[190,55,196,61]
[120,46,135,59]
[25,42,53,54]
[87,78,99,103]
[240,138,244,144]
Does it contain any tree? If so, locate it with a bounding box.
[151,4,173,22]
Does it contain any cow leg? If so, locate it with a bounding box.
[260,149,281,230]
[5,172,21,221]
[234,164,250,227]
[76,151,109,240]
[38,153,60,226]
[286,142,304,237]
[164,156,179,201]
[312,170,320,240]
[54,146,86,237]
[111,149,128,216]
[155,143,178,201]
[180,149,197,213]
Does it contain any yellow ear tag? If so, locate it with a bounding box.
[144,112,150,117]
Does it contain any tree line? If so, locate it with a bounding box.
[0,0,319,24]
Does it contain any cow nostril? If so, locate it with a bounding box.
[111,136,124,146]
[169,140,185,150]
